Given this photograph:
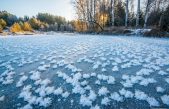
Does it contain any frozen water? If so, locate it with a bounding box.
[0,34,169,108]
[161,95,169,106]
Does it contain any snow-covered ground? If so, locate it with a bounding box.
[0,34,169,109]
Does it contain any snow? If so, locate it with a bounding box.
[62,91,70,98]
[98,87,109,96]
[146,97,159,107]
[161,95,169,106]
[110,92,123,102]
[83,74,90,79]
[165,78,169,84]
[16,75,28,87]
[54,87,63,95]
[158,70,168,75]
[101,97,110,105]
[20,104,33,109]
[119,88,134,98]
[80,95,92,107]
[156,87,165,93]
[88,90,97,101]
[30,71,41,81]
[91,105,100,109]
[139,78,156,86]
[112,66,119,72]
[107,76,115,84]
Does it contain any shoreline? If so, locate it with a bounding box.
[0,29,169,38]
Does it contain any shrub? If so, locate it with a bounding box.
[28,18,41,30]
[0,19,6,29]
[10,23,22,33]
[0,25,3,33]
[22,22,33,31]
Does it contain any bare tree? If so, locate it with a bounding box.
[111,0,115,26]
[144,0,155,28]
[136,0,140,27]
[125,0,129,27]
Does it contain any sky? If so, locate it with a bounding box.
[0,0,74,20]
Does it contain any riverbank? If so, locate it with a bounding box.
[0,28,169,38]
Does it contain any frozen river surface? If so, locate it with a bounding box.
[0,34,169,109]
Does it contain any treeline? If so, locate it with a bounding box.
[0,11,74,33]
[73,0,169,33]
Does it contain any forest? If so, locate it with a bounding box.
[0,0,169,37]
[72,0,169,36]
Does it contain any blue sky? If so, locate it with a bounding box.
[0,0,74,20]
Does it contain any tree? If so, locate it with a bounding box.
[0,19,7,28]
[136,0,140,27]
[22,22,33,31]
[28,18,41,30]
[125,0,129,27]
[0,11,18,26]
[111,0,115,26]
[10,23,22,33]
[144,0,155,28]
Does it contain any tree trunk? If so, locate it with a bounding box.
[111,0,115,26]
[125,0,129,27]
[144,0,152,28]
[136,0,140,27]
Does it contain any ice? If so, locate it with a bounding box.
[54,87,63,95]
[62,91,70,98]
[97,74,108,81]
[95,80,101,85]
[161,95,169,105]
[91,105,100,109]
[39,97,52,107]
[139,78,156,86]
[93,61,101,70]
[72,85,85,94]
[0,95,5,101]
[156,87,165,93]
[119,88,134,98]
[98,87,109,96]
[110,92,123,102]
[158,70,168,75]
[80,95,92,107]
[165,78,169,84]
[45,86,55,95]
[88,90,97,101]
[38,65,47,72]
[107,76,115,84]
[1,34,169,108]
[112,66,119,72]
[65,64,79,73]
[1,71,15,85]
[134,90,148,101]
[146,97,159,107]
[20,104,33,109]
[81,80,88,86]
[41,79,51,86]
[101,97,110,105]
[52,64,58,69]
[136,68,153,76]
[83,74,90,79]
[91,73,96,77]
[16,75,28,87]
